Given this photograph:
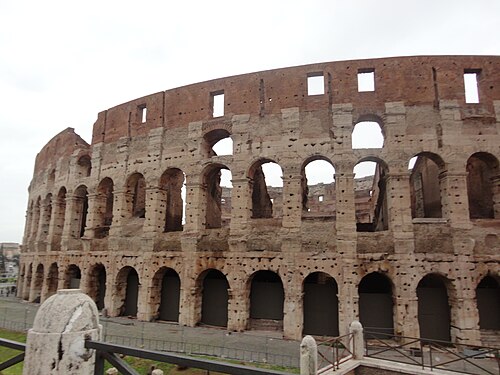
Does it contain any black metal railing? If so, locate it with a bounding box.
[0,337,25,371]
[364,330,500,375]
[316,332,354,373]
[85,339,295,375]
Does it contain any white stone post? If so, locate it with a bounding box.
[23,289,102,375]
[349,320,365,360]
[300,335,317,375]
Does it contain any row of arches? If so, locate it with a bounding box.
[20,262,500,341]
[25,151,500,245]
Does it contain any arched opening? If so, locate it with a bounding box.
[354,160,388,232]
[64,264,81,289]
[87,264,106,310]
[31,264,44,303]
[359,272,394,337]
[476,275,500,330]
[249,160,283,219]
[467,153,499,219]
[126,173,146,218]
[197,269,229,327]
[301,158,336,217]
[116,266,139,317]
[410,153,444,218]
[77,155,92,177]
[417,274,451,342]
[352,121,384,149]
[46,263,58,299]
[155,268,181,322]
[39,194,52,241]
[203,129,233,157]
[303,272,339,336]
[96,178,114,238]
[249,270,284,331]
[23,264,32,300]
[160,169,185,232]
[204,165,232,229]
[73,185,89,238]
[30,197,41,241]
[51,187,66,250]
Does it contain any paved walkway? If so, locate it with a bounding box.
[0,296,301,368]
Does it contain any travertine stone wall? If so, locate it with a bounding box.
[19,56,500,345]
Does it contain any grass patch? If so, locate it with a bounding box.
[0,328,26,375]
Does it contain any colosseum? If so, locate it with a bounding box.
[18,55,499,346]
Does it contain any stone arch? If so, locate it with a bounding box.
[303,271,339,336]
[30,196,41,241]
[466,152,499,219]
[159,168,185,232]
[116,266,140,317]
[352,115,385,149]
[476,274,500,330]
[358,272,394,337]
[417,273,452,342]
[96,177,114,238]
[46,262,59,299]
[196,268,229,327]
[77,154,92,177]
[39,193,52,241]
[202,128,233,157]
[31,263,44,303]
[126,172,147,218]
[248,270,284,331]
[354,157,389,232]
[51,187,66,250]
[410,152,445,218]
[63,264,81,289]
[73,185,89,238]
[151,267,180,322]
[202,163,232,228]
[248,159,283,219]
[300,156,336,216]
[86,263,107,310]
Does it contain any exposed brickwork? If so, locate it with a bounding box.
[19,56,500,344]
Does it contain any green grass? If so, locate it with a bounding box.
[0,328,296,374]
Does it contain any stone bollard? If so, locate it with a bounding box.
[105,368,119,375]
[300,335,318,375]
[23,289,102,375]
[349,320,365,360]
[151,370,164,375]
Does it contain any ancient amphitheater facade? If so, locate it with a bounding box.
[19,56,499,345]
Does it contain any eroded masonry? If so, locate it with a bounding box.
[19,56,500,345]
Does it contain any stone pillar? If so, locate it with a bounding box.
[23,289,101,375]
[349,321,364,360]
[281,174,303,229]
[61,194,77,245]
[338,268,357,336]
[183,180,205,233]
[229,177,251,233]
[300,335,317,375]
[143,186,163,237]
[283,286,302,340]
[440,171,472,229]
[82,192,101,238]
[227,285,248,332]
[109,190,133,237]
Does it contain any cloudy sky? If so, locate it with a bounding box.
[0,0,499,243]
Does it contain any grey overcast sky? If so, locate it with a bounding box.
[0,0,499,243]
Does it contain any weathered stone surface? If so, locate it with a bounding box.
[19,56,500,345]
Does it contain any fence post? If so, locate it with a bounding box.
[300,335,317,375]
[349,320,364,360]
[23,289,102,375]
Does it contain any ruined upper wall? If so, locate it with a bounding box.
[34,128,89,174]
[91,55,500,144]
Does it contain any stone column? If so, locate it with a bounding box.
[229,177,251,233]
[283,286,302,340]
[440,171,472,229]
[183,180,205,233]
[226,285,248,332]
[109,189,133,237]
[82,192,101,238]
[143,186,163,237]
[23,289,101,375]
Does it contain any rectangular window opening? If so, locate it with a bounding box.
[358,69,375,92]
[138,105,147,123]
[307,73,325,95]
[464,70,480,103]
[318,195,324,202]
[212,91,224,117]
